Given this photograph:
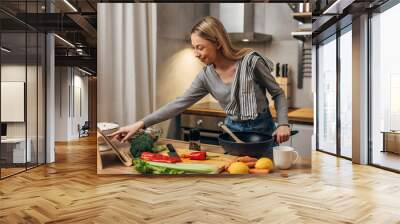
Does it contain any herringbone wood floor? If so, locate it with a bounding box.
[1,135,400,224]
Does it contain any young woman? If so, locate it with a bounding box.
[110,16,291,145]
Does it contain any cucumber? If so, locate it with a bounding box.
[146,161,219,174]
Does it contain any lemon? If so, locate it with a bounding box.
[228,162,249,174]
[255,158,274,170]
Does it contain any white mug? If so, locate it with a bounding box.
[273,146,299,170]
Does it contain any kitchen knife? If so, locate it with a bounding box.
[283,64,288,77]
[276,62,280,77]
[166,144,182,162]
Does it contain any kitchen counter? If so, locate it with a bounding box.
[183,102,313,124]
[97,138,311,175]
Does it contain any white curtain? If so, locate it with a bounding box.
[97,3,157,126]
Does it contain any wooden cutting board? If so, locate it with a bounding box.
[97,142,238,174]
[157,147,238,173]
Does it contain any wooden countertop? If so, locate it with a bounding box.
[183,102,314,125]
[97,138,237,175]
[97,138,311,175]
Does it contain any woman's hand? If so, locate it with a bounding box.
[274,125,291,144]
[108,120,145,143]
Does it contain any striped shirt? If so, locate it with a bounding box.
[143,53,289,128]
[225,51,274,120]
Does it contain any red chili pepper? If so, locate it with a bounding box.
[141,152,155,160]
[189,151,206,160]
[140,152,180,163]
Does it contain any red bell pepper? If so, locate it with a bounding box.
[140,152,181,163]
[187,151,207,160]
[141,152,155,160]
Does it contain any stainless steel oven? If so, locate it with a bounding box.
[180,114,226,145]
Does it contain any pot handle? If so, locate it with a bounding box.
[273,130,299,143]
[290,130,299,136]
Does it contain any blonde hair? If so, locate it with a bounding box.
[191,16,253,61]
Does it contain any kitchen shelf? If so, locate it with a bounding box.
[292,31,312,41]
[292,12,312,23]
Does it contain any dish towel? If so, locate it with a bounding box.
[224,51,274,121]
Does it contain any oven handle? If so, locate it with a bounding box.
[182,129,221,138]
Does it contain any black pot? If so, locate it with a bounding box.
[218,131,298,158]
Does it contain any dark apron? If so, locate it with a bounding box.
[224,108,276,137]
[224,108,278,153]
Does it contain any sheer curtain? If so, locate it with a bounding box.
[97,3,157,126]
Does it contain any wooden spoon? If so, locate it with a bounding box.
[217,122,245,143]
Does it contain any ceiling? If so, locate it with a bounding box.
[311,0,390,44]
[0,0,98,74]
[1,0,311,75]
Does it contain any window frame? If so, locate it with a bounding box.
[315,23,353,160]
[367,0,400,173]
[0,2,48,179]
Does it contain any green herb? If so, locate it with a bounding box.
[133,159,185,174]
[133,159,154,174]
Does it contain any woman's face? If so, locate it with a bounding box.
[191,33,219,65]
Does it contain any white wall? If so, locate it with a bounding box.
[1,66,26,137]
[73,73,89,138]
[1,65,39,137]
[54,67,89,141]
[55,67,68,141]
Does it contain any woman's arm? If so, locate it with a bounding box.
[142,71,209,128]
[253,59,289,126]
[253,59,290,143]
[110,71,209,142]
